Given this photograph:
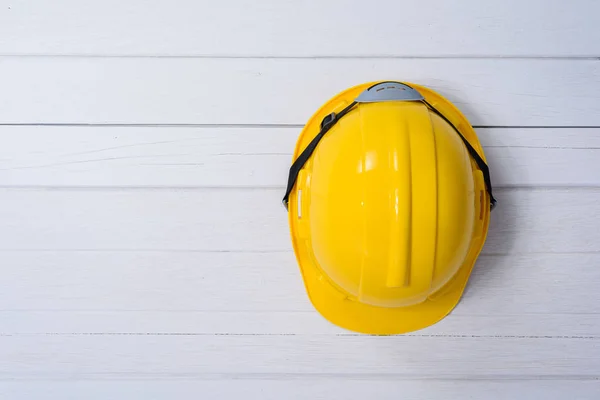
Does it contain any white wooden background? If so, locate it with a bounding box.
[1,1,599,398]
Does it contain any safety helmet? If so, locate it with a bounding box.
[282,81,496,335]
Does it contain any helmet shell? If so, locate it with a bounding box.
[288,82,491,334]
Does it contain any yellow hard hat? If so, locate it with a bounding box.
[282,81,496,335]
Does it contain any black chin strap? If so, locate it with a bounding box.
[422,100,497,210]
[282,101,356,209]
[282,90,496,211]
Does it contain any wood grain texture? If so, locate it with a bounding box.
[1,335,599,378]
[0,188,597,254]
[0,127,598,188]
[1,0,598,57]
[0,58,598,125]
[1,381,599,400]
[2,1,600,397]
[2,310,599,338]
[0,251,599,336]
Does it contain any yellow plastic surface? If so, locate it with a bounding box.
[288,82,490,334]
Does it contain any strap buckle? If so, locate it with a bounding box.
[320,112,337,129]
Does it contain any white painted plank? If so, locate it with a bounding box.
[0,58,598,126]
[0,252,598,320]
[0,253,599,336]
[0,0,598,57]
[0,127,599,187]
[0,188,597,254]
[1,380,599,400]
[2,310,598,338]
[1,335,598,377]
